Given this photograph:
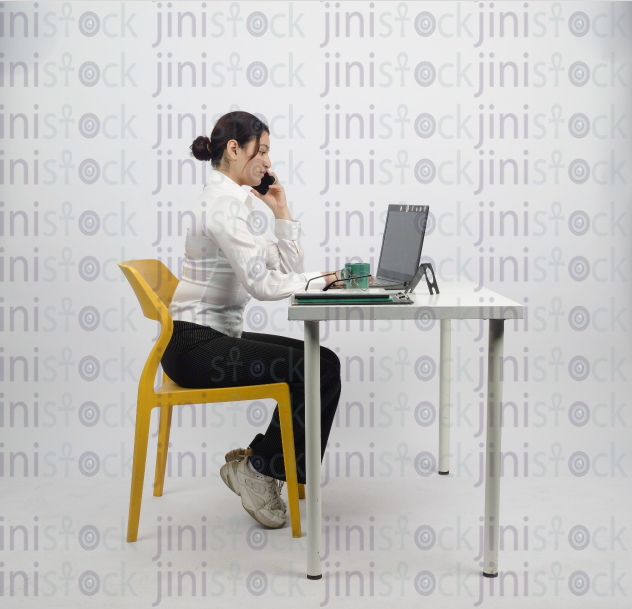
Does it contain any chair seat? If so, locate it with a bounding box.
[153,378,288,407]
[156,379,193,394]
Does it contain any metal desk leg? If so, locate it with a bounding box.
[304,320,322,580]
[483,319,504,577]
[438,319,451,474]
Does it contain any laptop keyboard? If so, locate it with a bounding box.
[373,277,399,286]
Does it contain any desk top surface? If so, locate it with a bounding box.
[287,277,524,321]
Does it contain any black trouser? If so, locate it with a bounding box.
[160,320,342,484]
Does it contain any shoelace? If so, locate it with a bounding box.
[278,480,285,511]
[277,481,287,513]
[265,477,284,512]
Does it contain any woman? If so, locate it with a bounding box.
[161,111,370,530]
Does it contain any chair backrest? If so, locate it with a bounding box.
[118,259,179,395]
[117,259,179,321]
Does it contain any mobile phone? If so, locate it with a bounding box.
[252,171,276,195]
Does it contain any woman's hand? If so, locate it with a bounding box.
[322,270,341,287]
[322,271,374,287]
[249,171,291,220]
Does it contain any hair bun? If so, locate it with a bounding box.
[190,134,213,162]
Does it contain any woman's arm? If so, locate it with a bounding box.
[205,193,327,299]
[262,216,306,273]
[247,171,340,288]
[261,217,344,288]
[248,172,307,274]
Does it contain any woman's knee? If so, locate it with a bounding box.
[320,346,340,370]
[320,358,342,387]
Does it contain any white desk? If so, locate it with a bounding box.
[287,279,524,579]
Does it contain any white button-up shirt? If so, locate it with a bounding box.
[168,168,326,337]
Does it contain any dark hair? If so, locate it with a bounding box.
[190,111,270,169]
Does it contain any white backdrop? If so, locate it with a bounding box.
[2,1,631,606]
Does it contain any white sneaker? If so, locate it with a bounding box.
[224,448,287,514]
[220,456,287,528]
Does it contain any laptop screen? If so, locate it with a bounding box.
[376,205,429,283]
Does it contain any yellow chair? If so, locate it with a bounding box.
[117,259,306,541]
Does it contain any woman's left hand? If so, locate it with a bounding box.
[250,171,291,220]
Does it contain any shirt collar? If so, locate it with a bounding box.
[206,168,253,209]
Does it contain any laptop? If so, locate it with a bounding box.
[293,203,429,299]
[367,204,429,290]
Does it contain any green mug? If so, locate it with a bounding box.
[342,262,370,290]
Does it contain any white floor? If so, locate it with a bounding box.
[5,461,630,608]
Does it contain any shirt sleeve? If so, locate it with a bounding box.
[262,218,303,273]
[205,194,326,300]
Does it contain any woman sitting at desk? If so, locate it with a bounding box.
[162,111,371,529]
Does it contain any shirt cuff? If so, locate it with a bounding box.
[274,218,301,241]
[302,270,327,290]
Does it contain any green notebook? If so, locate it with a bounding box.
[296,296,393,304]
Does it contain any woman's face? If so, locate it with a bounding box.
[238,131,271,186]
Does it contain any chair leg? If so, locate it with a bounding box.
[154,404,173,497]
[127,405,153,542]
[298,483,306,499]
[278,390,302,538]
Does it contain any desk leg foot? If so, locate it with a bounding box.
[438,470,449,475]
[438,319,451,475]
[304,320,322,580]
[483,319,504,578]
